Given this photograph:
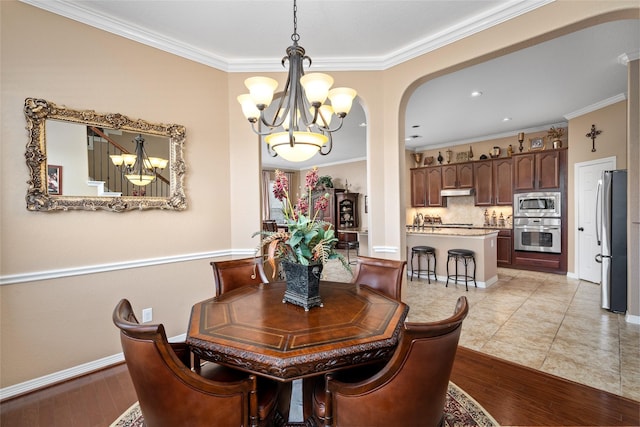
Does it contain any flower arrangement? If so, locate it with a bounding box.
[547,126,565,141]
[255,167,349,277]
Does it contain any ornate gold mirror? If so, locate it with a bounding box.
[24,98,187,212]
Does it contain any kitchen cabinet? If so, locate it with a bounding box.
[410,168,427,207]
[473,158,512,206]
[442,163,473,189]
[336,192,359,229]
[493,158,513,205]
[497,229,512,267]
[513,149,563,191]
[410,166,445,207]
[426,166,445,207]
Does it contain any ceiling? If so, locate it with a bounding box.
[23,1,639,170]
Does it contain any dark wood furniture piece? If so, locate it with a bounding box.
[210,257,269,296]
[351,256,406,301]
[310,188,343,231]
[113,299,284,427]
[312,296,469,427]
[336,192,358,230]
[186,281,408,421]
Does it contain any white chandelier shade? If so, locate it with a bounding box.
[237,0,356,163]
[109,134,167,187]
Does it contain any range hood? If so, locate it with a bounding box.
[440,188,475,197]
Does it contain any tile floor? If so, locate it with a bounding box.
[403,268,640,401]
[324,259,639,401]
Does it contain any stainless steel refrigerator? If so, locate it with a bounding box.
[595,169,627,313]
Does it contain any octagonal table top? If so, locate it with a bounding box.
[186,281,409,381]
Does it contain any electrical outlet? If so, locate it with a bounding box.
[142,308,153,323]
[491,239,494,247]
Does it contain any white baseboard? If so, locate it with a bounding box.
[0,327,186,401]
[625,313,640,325]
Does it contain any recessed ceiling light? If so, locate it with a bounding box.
[502,117,512,122]
[471,91,483,97]
[405,134,421,141]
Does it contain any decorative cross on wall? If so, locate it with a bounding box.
[586,124,602,152]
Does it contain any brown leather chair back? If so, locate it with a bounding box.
[323,296,469,427]
[351,256,406,301]
[211,257,269,296]
[112,299,258,427]
[262,220,278,232]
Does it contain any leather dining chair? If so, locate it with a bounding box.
[351,256,407,301]
[312,296,469,427]
[262,219,278,232]
[211,256,269,296]
[113,299,287,427]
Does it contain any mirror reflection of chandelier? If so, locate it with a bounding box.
[237,0,357,162]
[110,134,168,186]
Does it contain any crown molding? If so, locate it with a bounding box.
[564,93,627,120]
[20,0,552,73]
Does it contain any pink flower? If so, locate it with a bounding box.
[295,197,309,215]
[305,167,319,191]
[272,169,288,201]
[314,193,329,212]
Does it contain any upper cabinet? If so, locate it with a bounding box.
[410,166,445,207]
[426,166,446,207]
[473,158,512,206]
[513,149,564,191]
[442,163,473,189]
[410,168,428,207]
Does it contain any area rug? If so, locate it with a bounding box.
[110,382,499,427]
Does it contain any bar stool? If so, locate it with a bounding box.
[410,246,437,283]
[446,249,476,291]
[345,241,360,265]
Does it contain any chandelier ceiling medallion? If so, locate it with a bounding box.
[237,0,357,162]
[110,134,168,186]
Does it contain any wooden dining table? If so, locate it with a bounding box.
[186,280,408,420]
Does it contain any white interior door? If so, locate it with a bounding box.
[575,157,615,283]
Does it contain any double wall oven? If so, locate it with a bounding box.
[513,192,561,253]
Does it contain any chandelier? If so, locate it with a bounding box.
[110,134,168,186]
[237,0,357,162]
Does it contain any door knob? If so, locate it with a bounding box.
[578,227,584,231]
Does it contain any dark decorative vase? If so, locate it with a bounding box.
[281,260,323,310]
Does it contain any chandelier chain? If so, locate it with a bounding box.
[291,0,299,43]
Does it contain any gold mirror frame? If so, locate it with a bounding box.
[24,98,187,212]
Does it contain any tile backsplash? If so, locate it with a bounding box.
[407,195,513,227]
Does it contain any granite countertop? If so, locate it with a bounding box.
[407,227,500,237]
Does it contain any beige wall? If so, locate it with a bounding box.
[0,1,234,387]
[1,0,638,390]
[567,101,628,275]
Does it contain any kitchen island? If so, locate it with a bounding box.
[406,228,500,287]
